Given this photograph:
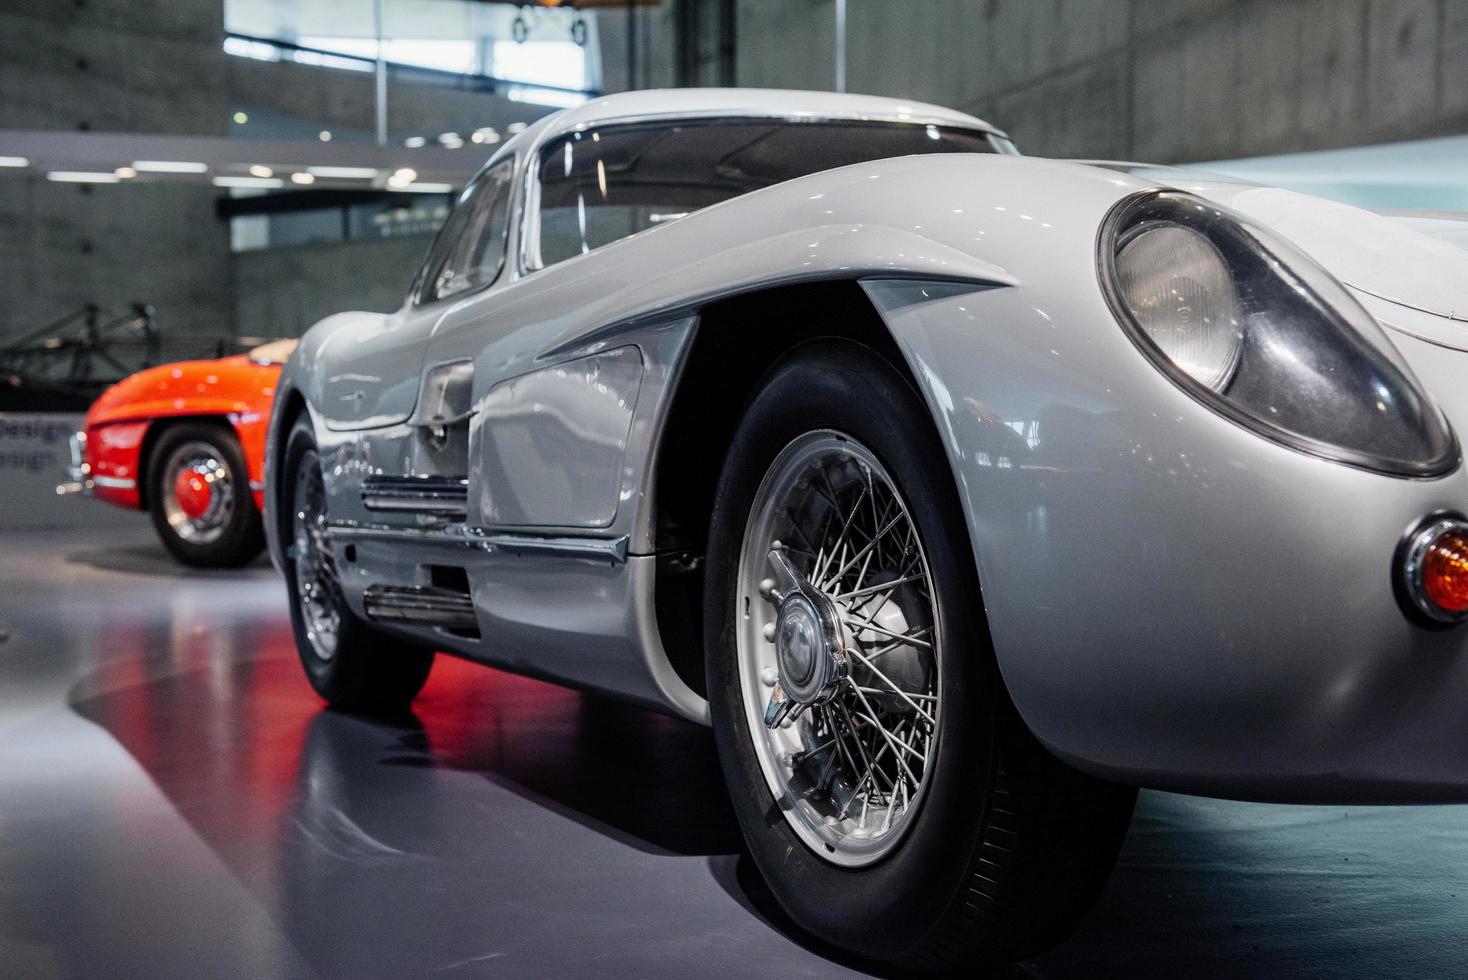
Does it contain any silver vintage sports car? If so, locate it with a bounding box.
[264,89,1468,971]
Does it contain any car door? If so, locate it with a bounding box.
[320,158,516,431]
[416,133,661,534]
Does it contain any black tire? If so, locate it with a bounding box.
[146,421,265,568]
[704,341,1136,973]
[282,415,435,713]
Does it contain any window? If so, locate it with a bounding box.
[532,120,1005,270]
[491,40,588,90]
[418,158,515,304]
[223,0,599,98]
[227,195,453,253]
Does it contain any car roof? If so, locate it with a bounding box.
[538,87,1005,139]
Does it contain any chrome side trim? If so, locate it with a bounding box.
[328,521,483,546]
[469,530,629,563]
[327,520,629,564]
[92,475,136,489]
[361,475,469,516]
[363,585,478,631]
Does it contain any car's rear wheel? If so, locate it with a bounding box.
[146,421,264,568]
[283,417,434,713]
[705,341,1136,973]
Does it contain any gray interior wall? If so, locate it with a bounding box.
[0,0,541,348]
[0,0,229,136]
[0,178,235,340]
[233,233,433,338]
[0,0,228,345]
[697,0,1468,163]
[0,0,544,141]
[6,0,1467,352]
[599,4,680,93]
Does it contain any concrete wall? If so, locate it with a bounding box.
[0,0,229,136]
[0,0,545,141]
[233,233,434,338]
[0,0,543,350]
[0,177,235,342]
[600,4,681,93]
[6,0,1464,354]
[714,0,1468,163]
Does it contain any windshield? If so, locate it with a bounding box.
[534,119,1009,269]
[248,339,299,365]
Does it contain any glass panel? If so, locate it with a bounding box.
[419,158,515,303]
[227,194,452,253]
[535,121,1001,270]
[224,0,598,92]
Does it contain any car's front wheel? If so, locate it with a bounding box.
[705,342,1136,972]
[283,417,435,713]
[146,421,265,568]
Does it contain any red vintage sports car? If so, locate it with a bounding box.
[62,340,296,566]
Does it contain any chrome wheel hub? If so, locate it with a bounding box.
[737,430,941,867]
[776,595,828,698]
[764,549,849,720]
[159,441,234,544]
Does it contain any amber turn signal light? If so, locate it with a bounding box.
[1402,518,1468,624]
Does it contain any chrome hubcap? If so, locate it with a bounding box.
[292,450,341,661]
[776,595,829,698]
[764,549,849,717]
[159,441,234,544]
[737,430,941,867]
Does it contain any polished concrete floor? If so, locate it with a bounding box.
[0,524,1465,978]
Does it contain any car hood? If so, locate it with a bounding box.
[1181,183,1468,323]
[86,354,280,427]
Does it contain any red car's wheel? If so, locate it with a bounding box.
[146,421,265,568]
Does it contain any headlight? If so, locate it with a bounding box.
[1100,190,1457,477]
[1115,222,1243,391]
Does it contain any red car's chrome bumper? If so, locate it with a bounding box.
[55,429,92,497]
[58,421,147,509]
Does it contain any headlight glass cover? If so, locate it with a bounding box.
[1100,190,1457,476]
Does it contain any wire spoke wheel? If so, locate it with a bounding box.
[292,449,342,662]
[736,429,941,866]
[281,417,435,712]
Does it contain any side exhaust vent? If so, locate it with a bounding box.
[361,475,468,518]
[363,584,478,635]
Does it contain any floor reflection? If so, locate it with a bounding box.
[76,650,744,856]
[20,528,1466,978]
[69,649,810,977]
[414,665,744,856]
[72,634,1468,979]
[65,542,274,578]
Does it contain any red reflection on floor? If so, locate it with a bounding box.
[74,633,743,902]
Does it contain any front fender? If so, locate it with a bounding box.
[868,267,1468,803]
[262,380,314,573]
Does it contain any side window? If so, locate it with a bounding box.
[417,157,515,304]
